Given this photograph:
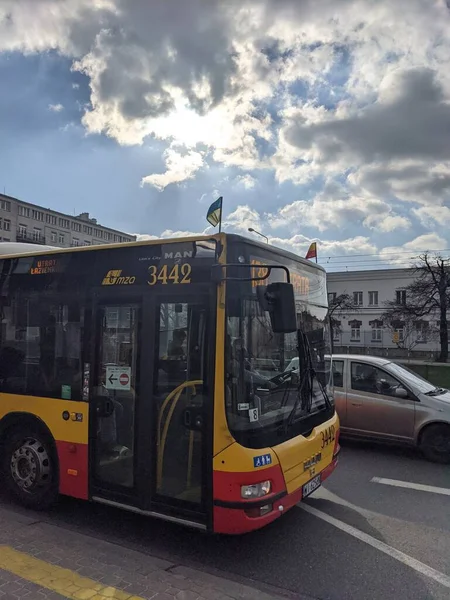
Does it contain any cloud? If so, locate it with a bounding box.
[141,146,205,190]
[413,205,450,228]
[235,174,257,189]
[224,204,261,233]
[271,234,377,260]
[283,68,450,164]
[268,181,410,233]
[48,103,64,112]
[377,233,448,267]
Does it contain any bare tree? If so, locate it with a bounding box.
[383,253,450,361]
[382,315,438,354]
[328,293,360,340]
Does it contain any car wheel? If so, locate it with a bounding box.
[419,424,450,464]
[2,425,59,509]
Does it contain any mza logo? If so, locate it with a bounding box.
[102,270,136,286]
[303,452,322,471]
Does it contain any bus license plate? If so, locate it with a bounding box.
[302,475,321,498]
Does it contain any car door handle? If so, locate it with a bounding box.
[351,402,362,407]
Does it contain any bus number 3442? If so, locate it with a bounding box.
[321,425,335,449]
[148,263,192,285]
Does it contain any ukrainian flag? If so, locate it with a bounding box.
[206,196,223,228]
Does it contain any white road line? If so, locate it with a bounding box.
[371,477,450,496]
[300,503,450,590]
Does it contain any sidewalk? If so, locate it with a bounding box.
[0,506,287,600]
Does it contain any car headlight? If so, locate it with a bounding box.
[241,480,271,499]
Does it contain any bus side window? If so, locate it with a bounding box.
[0,291,84,401]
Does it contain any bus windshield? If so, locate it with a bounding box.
[225,253,333,449]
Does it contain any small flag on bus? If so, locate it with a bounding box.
[206,196,223,229]
[305,242,317,261]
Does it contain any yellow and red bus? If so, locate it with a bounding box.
[0,234,339,534]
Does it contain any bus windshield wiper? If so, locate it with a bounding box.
[284,330,331,432]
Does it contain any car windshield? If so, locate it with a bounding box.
[226,296,333,448]
[385,362,437,394]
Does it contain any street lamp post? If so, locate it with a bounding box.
[248,227,269,243]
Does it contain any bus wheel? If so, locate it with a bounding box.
[3,426,59,510]
[419,424,450,464]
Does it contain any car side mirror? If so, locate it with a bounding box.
[395,386,408,399]
[257,282,297,333]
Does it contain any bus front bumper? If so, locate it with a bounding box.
[212,452,339,535]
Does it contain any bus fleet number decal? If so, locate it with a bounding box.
[320,425,335,449]
[148,263,192,286]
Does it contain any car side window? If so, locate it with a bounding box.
[332,360,344,388]
[350,362,404,398]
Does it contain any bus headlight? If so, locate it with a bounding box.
[241,480,271,499]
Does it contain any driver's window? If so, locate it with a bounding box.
[350,362,403,397]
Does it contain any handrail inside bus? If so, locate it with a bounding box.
[211,263,291,283]
[157,380,203,492]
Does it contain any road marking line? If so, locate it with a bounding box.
[371,477,450,496]
[300,504,450,590]
[0,546,144,600]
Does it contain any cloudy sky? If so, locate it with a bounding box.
[1,0,450,271]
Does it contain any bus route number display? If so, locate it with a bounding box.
[148,263,192,286]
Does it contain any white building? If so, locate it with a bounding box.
[327,269,440,357]
[0,193,136,248]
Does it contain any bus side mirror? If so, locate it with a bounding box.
[257,282,297,333]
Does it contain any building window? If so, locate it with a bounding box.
[50,231,57,243]
[18,206,30,218]
[72,222,81,232]
[416,323,427,343]
[104,232,112,241]
[396,290,406,305]
[84,240,91,246]
[3,219,11,231]
[31,210,44,221]
[353,291,363,306]
[0,199,11,211]
[18,224,27,236]
[328,292,337,303]
[83,225,93,235]
[59,233,65,244]
[72,238,81,247]
[94,228,102,238]
[351,327,361,341]
[46,214,57,225]
[393,328,404,343]
[32,228,41,241]
[368,291,378,306]
[371,327,382,342]
[59,218,70,229]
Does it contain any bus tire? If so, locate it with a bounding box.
[2,423,59,510]
[419,424,450,464]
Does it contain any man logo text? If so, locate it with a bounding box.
[102,270,136,286]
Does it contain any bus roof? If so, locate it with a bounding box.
[0,234,325,273]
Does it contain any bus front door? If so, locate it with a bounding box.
[152,298,210,519]
[90,294,211,526]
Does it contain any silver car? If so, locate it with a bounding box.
[332,354,450,463]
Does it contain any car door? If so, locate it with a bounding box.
[332,358,347,425]
[346,360,415,441]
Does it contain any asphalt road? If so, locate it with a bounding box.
[1,441,449,600]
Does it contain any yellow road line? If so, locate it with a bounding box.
[0,546,145,600]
